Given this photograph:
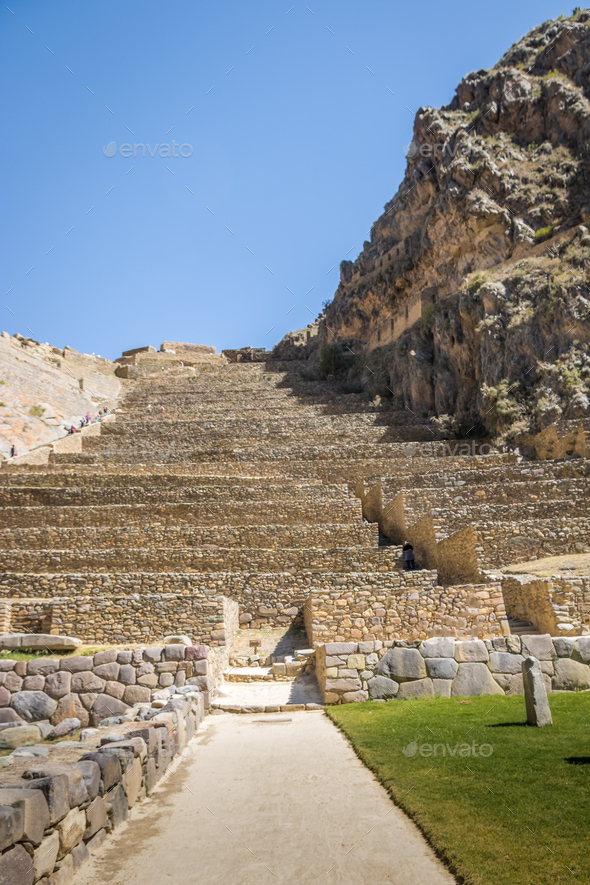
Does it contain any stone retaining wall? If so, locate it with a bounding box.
[0,687,204,884]
[304,578,506,645]
[0,594,238,648]
[0,644,220,730]
[316,634,590,704]
[502,575,590,635]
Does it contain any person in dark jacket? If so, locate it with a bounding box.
[403,542,415,570]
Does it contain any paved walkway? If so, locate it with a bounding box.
[78,712,455,885]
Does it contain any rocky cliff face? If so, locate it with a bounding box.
[0,333,120,457]
[277,9,590,440]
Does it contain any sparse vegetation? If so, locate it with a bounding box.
[535,224,554,242]
[28,404,45,417]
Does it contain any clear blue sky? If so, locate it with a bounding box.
[1,0,570,359]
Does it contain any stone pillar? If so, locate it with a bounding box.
[522,655,552,727]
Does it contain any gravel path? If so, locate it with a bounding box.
[77,711,455,885]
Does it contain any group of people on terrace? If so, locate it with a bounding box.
[67,406,109,434]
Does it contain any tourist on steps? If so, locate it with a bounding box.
[403,542,416,571]
[10,445,17,457]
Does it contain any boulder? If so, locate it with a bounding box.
[10,691,57,722]
[376,647,427,682]
[105,681,125,700]
[50,717,81,738]
[367,675,399,699]
[3,673,22,692]
[0,725,42,749]
[454,640,489,663]
[184,645,208,661]
[425,658,458,679]
[553,637,575,657]
[0,688,10,708]
[22,675,45,691]
[0,844,34,885]
[44,671,72,700]
[552,658,590,692]
[0,709,22,724]
[71,839,90,871]
[451,663,503,697]
[342,690,368,703]
[523,656,553,727]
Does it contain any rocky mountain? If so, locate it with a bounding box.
[0,332,120,458]
[276,9,590,441]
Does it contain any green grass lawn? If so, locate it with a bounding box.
[327,694,590,885]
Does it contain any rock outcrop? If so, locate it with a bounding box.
[277,9,590,440]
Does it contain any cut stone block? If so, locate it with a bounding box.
[0,843,34,885]
[376,647,427,682]
[451,663,503,697]
[10,691,57,722]
[523,656,553,726]
[454,640,489,663]
[425,658,458,679]
[367,675,399,699]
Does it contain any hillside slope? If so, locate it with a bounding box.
[277,9,590,440]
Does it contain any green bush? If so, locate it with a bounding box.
[318,342,343,378]
[535,224,554,243]
[28,404,45,418]
[466,271,488,294]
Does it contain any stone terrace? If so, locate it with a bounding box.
[1,351,589,652]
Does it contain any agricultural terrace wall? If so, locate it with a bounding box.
[502,575,590,635]
[304,578,506,645]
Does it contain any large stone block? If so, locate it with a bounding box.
[3,673,23,692]
[552,658,590,692]
[142,647,164,663]
[122,757,143,807]
[324,678,362,692]
[105,681,125,700]
[553,637,575,658]
[7,775,69,826]
[0,788,49,844]
[425,658,458,680]
[44,671,72,700]
[376,647,427,682]
[0,687,10,707]
[118,664,136,685]
[0,804,23,852]
[190,659,208,676]
[324,642,358,655]
[89,695,129,726]
[93,649,118,666]
[22,675,44,691]
[572,637,590,665]
[163,644,185,662]
[51,693,89,728]
[346,654,365,670]
[0,844,34,885]
[106,783,128,828]
[488,652,525,675]
[74,760,100,800]
[71,839,90,871]
[432,679,452,698]
[33,830,59,878]
[520,635,555,661]
[59,656,92,673]
[451,663,503,697]
[93,662,120,681]
[342,690,368,703]
[71,671,106,693]
[123,685,151,706]
[397,678,435,700]
[420,637,455,658]
[26,658,59,677]
[454,640,488,663]
[0,724,41,748]
[56,807,86,856]
[23,764,88,807]
[137,673,158,687]
[186,676,210,692]
[80,752,122,791]
[10,690,56,722]
[84,795,107,839]
[0,709,21,723]
[367,675,399,699]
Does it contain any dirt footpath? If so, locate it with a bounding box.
[77,711,455,885]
